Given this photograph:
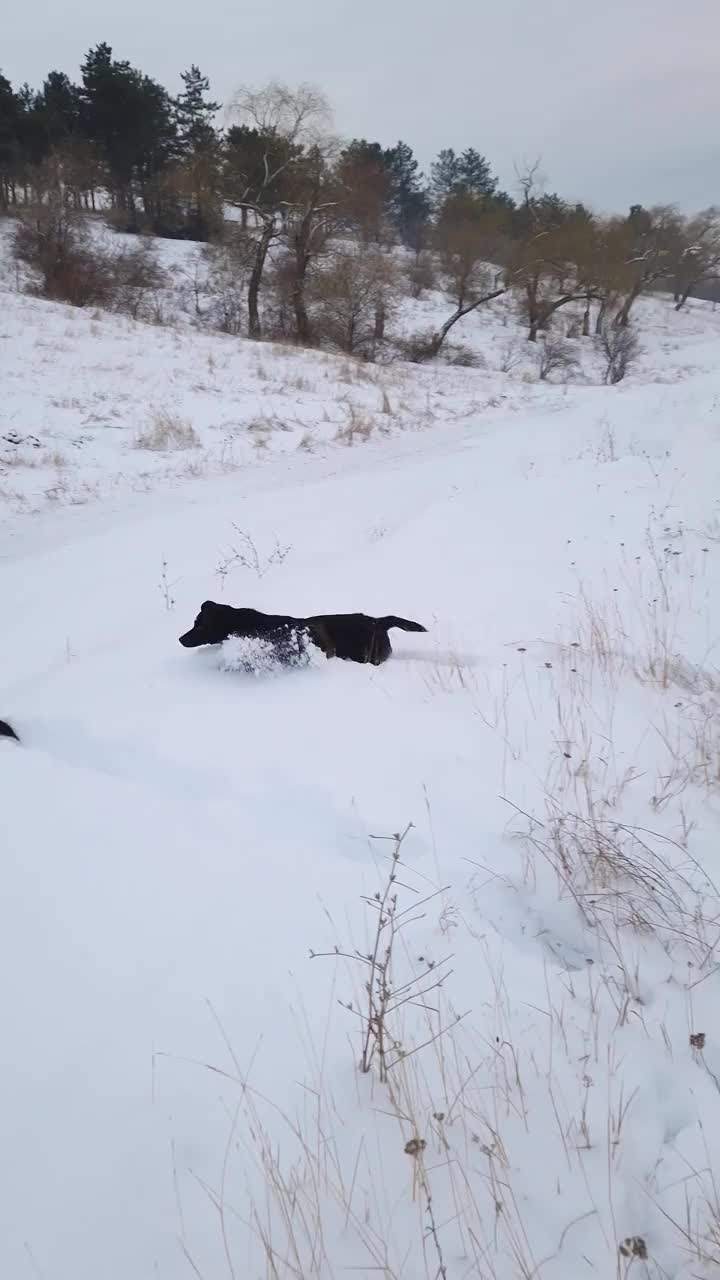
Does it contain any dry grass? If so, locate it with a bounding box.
[179,734,720,1279]
[135,408,200,451]
[334,404,377,445]
[514,797,719,964]
[42,449,69,470]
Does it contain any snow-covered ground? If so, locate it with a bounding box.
[2,256,720,1279]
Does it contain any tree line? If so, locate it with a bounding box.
[0,46,482,241]
[2,46,719,364]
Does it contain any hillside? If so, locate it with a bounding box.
[2,265,720,1279]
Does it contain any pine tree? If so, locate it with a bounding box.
[174,65,219,156]
[457,148,497,199]
[15,86,52,183]
[431,146,498,205]
[0,71,20,205]
[430,148,461,205]
[223,125,299,216]
[168,67,222,239]
[336,139,392,241]
[384,140,430,245]
[79,43,176,221]
[42,71,81,141]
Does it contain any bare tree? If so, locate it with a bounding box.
[505,176,601,341]
[606,205,680,328]
[671,208,720,310]
[223,81,333,338]
[411,194,507,360]
[508,236,596,341]
[279,142,339,345]
[229,81,332,150]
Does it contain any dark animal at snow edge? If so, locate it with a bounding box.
[179,602,427,666]
[2,608,426,741]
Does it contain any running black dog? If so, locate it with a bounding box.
[179,601,427,666]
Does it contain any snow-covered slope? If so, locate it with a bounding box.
[2,278,720,1279]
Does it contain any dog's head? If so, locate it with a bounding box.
[179,601,241,648]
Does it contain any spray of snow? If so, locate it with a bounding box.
[220,628,326,675]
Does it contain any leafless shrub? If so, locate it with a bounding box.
[157,558,178,611]
[399,331,438,363]
[12,199,165,316]
[311,246,403,357]
[311,824,457,1082]
[445,342,484,368]
[109,241,165,320]
[215,526,291,586]
[599,322,642,385]
[135,409,199,451]
[406,250,437,299]
[13,200,114,307]
[203,235,254,335]
[206,264,245,335]
[497,338,524,373]
[260,250,298,342]
[536,335,581,382]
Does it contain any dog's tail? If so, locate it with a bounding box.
[0,719,19,742]
[379,616,427,633]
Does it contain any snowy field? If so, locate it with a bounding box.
[2,249,720,1279]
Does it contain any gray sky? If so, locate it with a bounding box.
[5,0,719,212]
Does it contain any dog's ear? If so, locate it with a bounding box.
[200,600,218,612]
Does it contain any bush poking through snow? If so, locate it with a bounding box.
[599,321,642,384]
[406,250,437,299]
[215,527,291,585]
[536,335,581,383]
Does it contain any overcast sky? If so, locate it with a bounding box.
[4,0,719,212]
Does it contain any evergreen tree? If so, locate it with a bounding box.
[79,43,176,220]
[174,66,219,155]
[223,124,299,218]
[430,148,461,204]
[167,67,221,239]
[341,139,386,168]
[336,139,392,241]
[15,87,52,180]
[41,72,81,141]
[431,146,498,205]
[0,71,20,205]
[384,140,430,245]
[457,148,497,199]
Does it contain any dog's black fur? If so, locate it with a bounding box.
[0,718,19,742]
[179,601,427,666]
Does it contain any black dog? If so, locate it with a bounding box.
[0,719,19,742]
[179,601,427,666]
